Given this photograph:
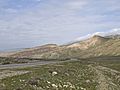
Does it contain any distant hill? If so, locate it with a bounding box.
[66,35,109,49]
[9,44,59,58]
[105,34,120,39]
[1,35,120,60]
[36,35,120,59]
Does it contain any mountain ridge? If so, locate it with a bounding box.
[36,35,120,59]
[0,34,120,59]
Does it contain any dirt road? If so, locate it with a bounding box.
[0,61,64,69]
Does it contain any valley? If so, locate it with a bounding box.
[0,35,120,90]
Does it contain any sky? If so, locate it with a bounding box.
[0,0,120,51]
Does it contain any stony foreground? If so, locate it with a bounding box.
[0,58,120,90]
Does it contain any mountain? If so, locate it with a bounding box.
[1,35,120,60]
[105,34,120,39]
[36,35,120,59]
[66,35,109,50]
[0,44,59,58]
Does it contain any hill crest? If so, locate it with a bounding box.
[66,35,109,49]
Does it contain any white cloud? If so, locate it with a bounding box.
[75,28,120,41]
[75,34,91,41]
[66,0,87,10]
[75,32,105,41]
[108,28,120,35]
[4,8,18,13]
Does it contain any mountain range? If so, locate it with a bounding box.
[0,34,120,60]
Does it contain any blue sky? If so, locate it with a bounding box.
[0,0,120,51]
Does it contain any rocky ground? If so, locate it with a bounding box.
[0,70,30,80]
[89,65,120,90]
[0,57,120,90]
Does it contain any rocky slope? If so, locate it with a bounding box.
[7,44,59,58]
[1,35,120,59]
[37,35,120,59]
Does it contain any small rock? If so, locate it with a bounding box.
[86,80,90,83]
[52,71,58,76]
[52,84,58,88]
